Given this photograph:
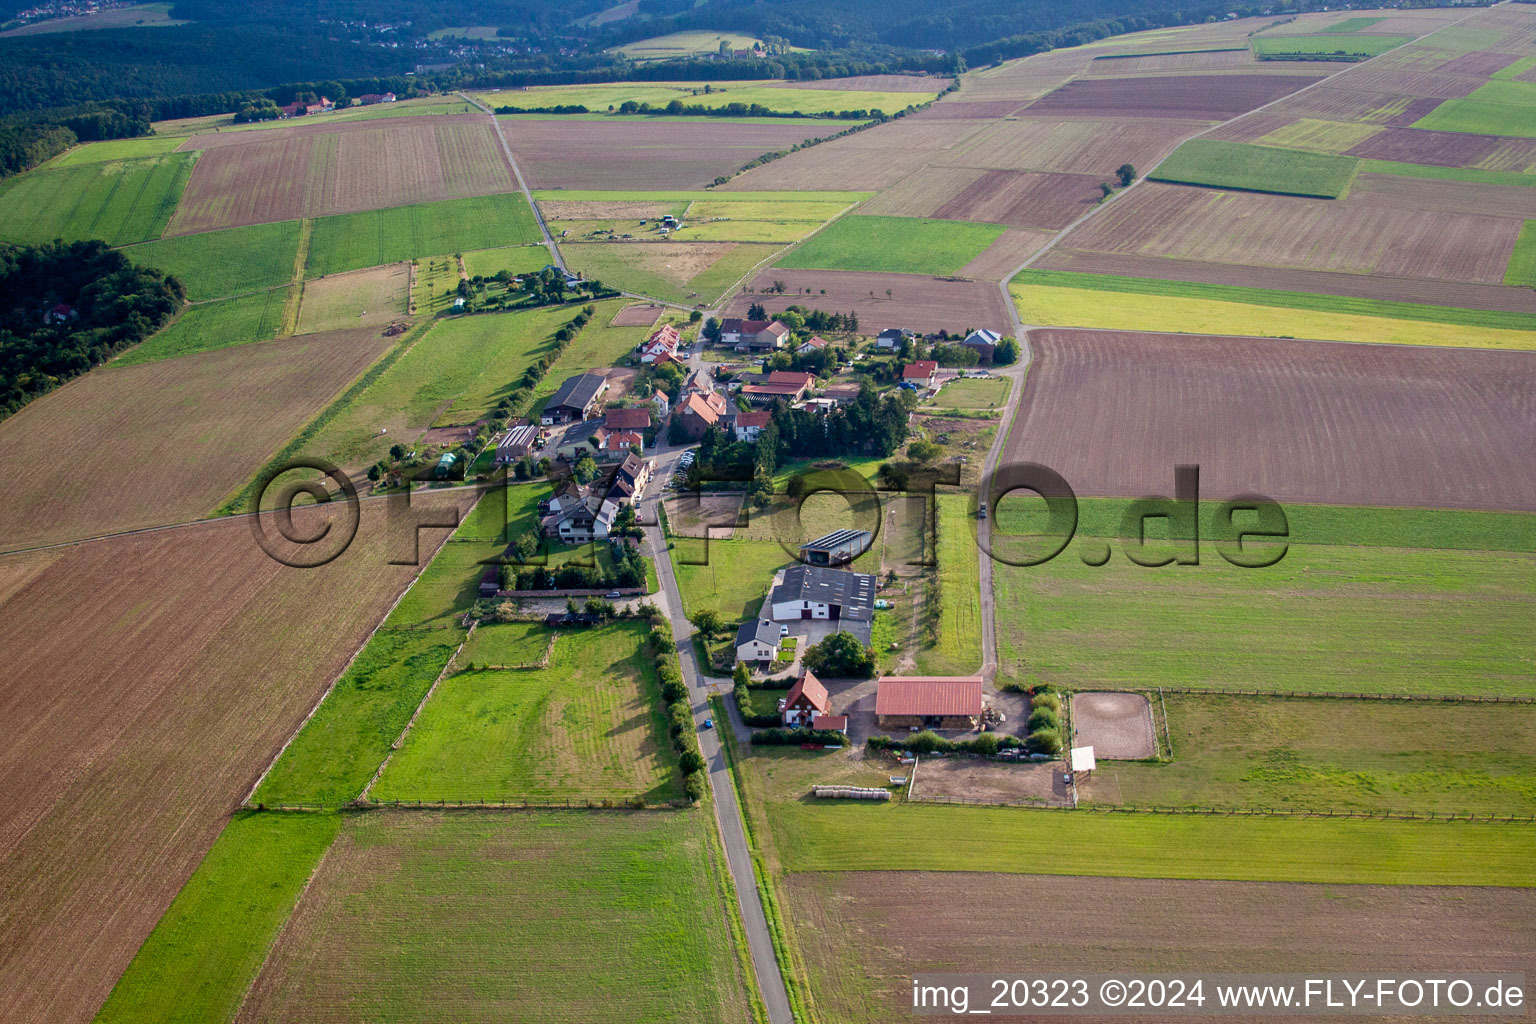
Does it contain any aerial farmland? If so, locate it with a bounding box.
[0,1,1532,1022]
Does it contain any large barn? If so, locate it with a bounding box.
[769,565,876,623]
[875,676,985,731]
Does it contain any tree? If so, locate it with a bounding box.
[747,302,767,320]
[366,463,382,482]
[692,609,722,638]
[800,631,877,678]
[703,316,721,343]
[389,443,406,460]
[993,336,1021,366]
[688,309,702,323]
[733,662,752,689]
[1099,181,1114,199]
[907,439,941,464]
[573,454,599,483]
[679,749,706,774]
[1117,163,1136,187]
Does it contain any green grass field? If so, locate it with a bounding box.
[1414,98,1536,138]
[929,377,1010,410]
[913,495,981,675]
[768,802,1536,885]
[479,79,940,116]
[372,621,682,803]
[93,812,340,1024]
[1251,34,1409,59]
[119,220,301,301]
[0,152,193,246]
[116,286,293,365]
[1009,270,1536,350]
[1359,159,1536,188]
[526,313,654,415]
[458,620,550,666]
[1506,221,1536,287]
[232,811,757,1023]
[532,189,871,204]
[1085,695,1536,816]
[1254,117,1383,154]
[776,214,1005,275]
[1150,139,1360,198]
[461,244,551,279]
[562,241,783,305]
[991,500,1536,697]
[306,194,542,277]
[48,136,185,166]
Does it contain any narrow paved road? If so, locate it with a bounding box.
[462,92,564,270]
[640,446,795,1024]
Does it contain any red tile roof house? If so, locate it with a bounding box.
[720,318,790,352]
[673,390,727,441]
[727,410,772,442]
[902,360,939,387]
[740,369,815,405]
[797,335,828,355]
[601,406,652,432]
[637,324,681,363]
[782,671,831,727]
[875,676,984,731]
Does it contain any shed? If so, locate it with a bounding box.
[875,676,984,730]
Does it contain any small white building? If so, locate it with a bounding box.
[735,619,781,665]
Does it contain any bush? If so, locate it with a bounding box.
[660,678,687,704]
[684,771,706,802]
[1028,727,1063,756]
[750,727,850,747]
[800,631,877,679]
[679,749,706,774]
[866,731,1026,755]
[1027,707,1061,733]
[1030,692,1061,716]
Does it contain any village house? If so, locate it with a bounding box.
[719,318,790,352]
[602,406,652,433]
[876,327,914,350]
[961,329,1001,363]
[796,335,828,356]
[734,619,782,666]
[799,529,872,567]
[636,324,681,364]
[493,422,538,465]
[780,671,830,728]
[740,369,815,405]
[543,373,609,425]
[821,382,862,406]
[724,409,772,442]
[874,676,985,731]
[673,389,728,441]
[769,565,876,624]
[651,390,670,419]
[357,92,397,104]
[902,360,939,389]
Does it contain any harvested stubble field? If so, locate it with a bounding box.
[233,811,756,1024]
[1024,73,1322,119]
[1345,125,1502,167]
[502,117,832,189]
[0,152,192,246]
[929,169,1105,229]
[1035,248,1536,313]
[858,164,991,217]
[1255,115,1386,152]
[0,326,389,550]
[1057,182,1522,284]
[939,116,1212,175]
[1270,85,1445,125]
[722,118,996,191]
[119,219,301,301]
[782,872,1536,1024]
[295,263,410,334]
[166,116,515,234]
[372,621,680,802]
[1083,47,1259,74]
[1083,695,1536,815]
[726,269,1013,334]
[0,493,471,1024]
[561,241,779,305]
[487,78,937,115]
[1005,329,1536,512]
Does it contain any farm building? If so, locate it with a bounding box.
[962,329,1001,362]
[821,383,862,406]
[493,422,538,465]
[876,327,913,350]
[602,406,652,432]
[770,565,876,623]
[875,676,985,731]
[543,373,609,424]
[810,714,848,734]
[637,324,681,363]
[735,619,782,666]
[782,670,831,727]
[799,529,873,567]
[724,410,772,442]
[741,370,815,405]
[478,566,502,598]
[720,318,790,352]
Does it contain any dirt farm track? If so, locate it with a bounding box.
[1007,330,1536,512]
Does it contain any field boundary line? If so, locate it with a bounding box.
[240,493,482,807]
[909,792,1536,823]
[1071,685,1535,704]
[356,620,478,803]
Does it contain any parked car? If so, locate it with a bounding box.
[702,718,713,730]
[605,591,621,599]
[779,625,790,637]
[978,502,988,519]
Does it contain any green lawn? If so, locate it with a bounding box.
[526,313,655,415]
[1011,269,1536,333]
[461,244,551,279]
[670,537,788,621]
[1360,159,1536,188]
[1414,98,1536,138]
[776,214,1005,275]
[115,286,293,365]
[914,494,981,675]
[231,811,757,1023]
[1150,139,1360,198]
[119,220,301,301]
[1090,695,1536,816]
[561,241,783,305]
[0,152,193,246]
[306,193,542,277]
[49,135,186,166]
[92,812,341,1024]
[929,376,1010,410]
[1251,34,1409,59]
[769,802,1536,886]
[991,500,1536,697]
[458,620,551,666]
[372,621,682,803]
[1507,221,1536,287]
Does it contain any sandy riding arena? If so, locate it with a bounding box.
[1072,692,1156,759]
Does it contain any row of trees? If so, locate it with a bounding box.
[647,620,708,802]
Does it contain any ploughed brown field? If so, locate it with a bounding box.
[1036,249,1536,314]
[1056,183,1521,286]
[932,170,1104,230]
[1008,329,1536,512]
[904,99,1030,120]
[725,269,1013,334]
[956,228,1053,281]
[1345,126,1505,168]
[1021,74,1324,120]
[939,117,1213,176]
[784,872,1536,1024]
[1269,87,1444,126]
[168,116,515,233]
[723,117,998,191]
[1082,49,1261,75]
[502,118,834,190]
[0,494,472,1024]
[0,327,391,551]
